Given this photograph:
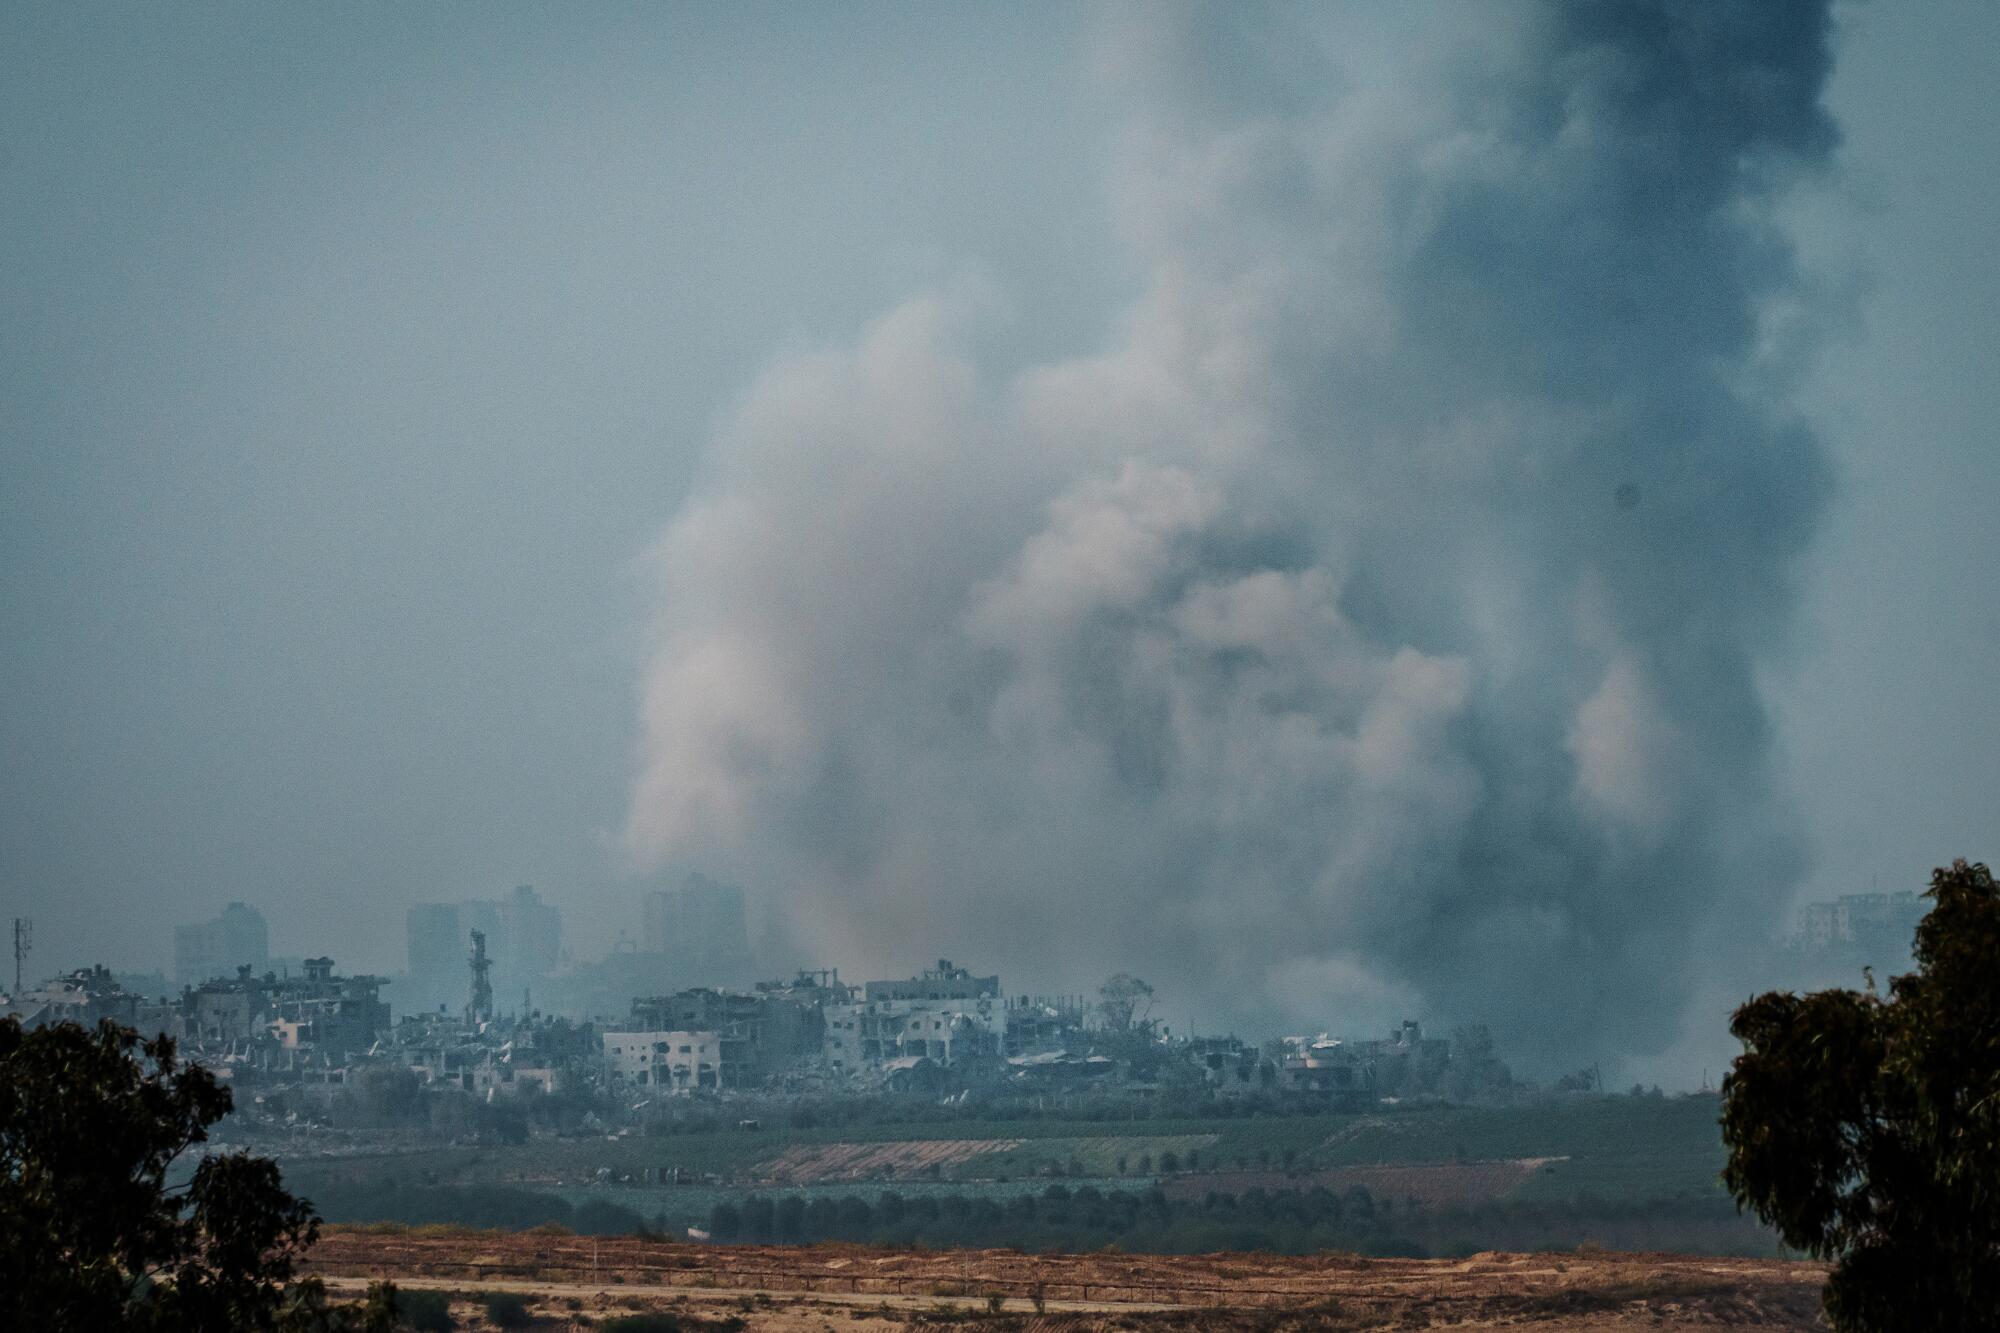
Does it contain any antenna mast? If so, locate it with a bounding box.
[11,918,29,994]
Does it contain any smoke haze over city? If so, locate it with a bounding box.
[4,2,1996,1080]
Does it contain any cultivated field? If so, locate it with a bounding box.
[289,1097,1726,1194]
[307,1227,1829,1330]
[282,1097,1766,1256]
[756,1139,1026,1182]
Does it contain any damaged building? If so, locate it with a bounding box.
[1277,1020,1452,1095]
[0,964,177,1037]
[823,960,1006,1073]
[602,1029,725,1092]
[182,957,389,1062]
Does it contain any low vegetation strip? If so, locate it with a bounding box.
[1160,1158,1557,1208]
[756,1139,1023,1182]
[732,1132,1229,1185]
[982,1133,1222,1179]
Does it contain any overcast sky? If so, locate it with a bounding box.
[2,3,1993,1072]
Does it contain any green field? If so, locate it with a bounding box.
[282,1095,1754,1255]
[287,1094,1729,1201]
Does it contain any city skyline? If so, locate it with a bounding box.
[4,3,1996,1090]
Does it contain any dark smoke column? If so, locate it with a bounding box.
[626,1,1842,1063]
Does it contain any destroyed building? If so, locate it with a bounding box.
[602,1028,725,1092]
[384,1007,586,1099]
[1187,1035,1271,1093]
[182,957,389,1061]
[0,964,177,1037]
[624,971,845,1086]
[1003,993,1090,1057]
[824,961,1006,1072]
[1276,1020,1454,1096]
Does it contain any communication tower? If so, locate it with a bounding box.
[467,928,494,1026]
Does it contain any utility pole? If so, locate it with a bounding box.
[11,918,29,994]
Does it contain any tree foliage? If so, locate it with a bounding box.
[1722,859,2000,1331]
[0,1016,396,1331]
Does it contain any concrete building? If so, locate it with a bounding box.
[602,1029,724,1091]
[1004,993,1088,1057]
[1793,890,1927,966]
[1278,1020,1449,1095]
[182,957,389,1060]
[174,902,269,986]
[1,965,177,1037]
[641,872,751,976]
[628,973,840,1085]
[497,884,562,977]
[864,959,999,1003]
[405,903,461,989]
[404,885,562,1013]
[825,962,1005,1073]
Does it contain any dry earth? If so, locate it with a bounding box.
[308,1227,1828,1330]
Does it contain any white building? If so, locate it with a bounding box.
[602,1029,724,1092]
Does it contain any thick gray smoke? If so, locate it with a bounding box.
[626,1,1839,1060]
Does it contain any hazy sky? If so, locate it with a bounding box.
[2,4,1993,1069]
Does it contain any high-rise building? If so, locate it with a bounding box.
[642,872,750,971]
[406,903,461,981]
[499,884,561,976]
[173,902,269,986]
[404,886,562,1014]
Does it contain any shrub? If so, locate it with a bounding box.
[398,1287,455,1331]
[482,1290,535,1327]
[599,1316,683,1333]
[572,1200,647,1236]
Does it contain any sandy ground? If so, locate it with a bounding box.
[307,1228,1828,1329]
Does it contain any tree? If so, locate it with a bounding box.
[1722,860,2000,1331]
[0,1016,395,1331]
[353,1065,420,1125]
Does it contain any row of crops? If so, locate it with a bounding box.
[297,1093,1728,1205]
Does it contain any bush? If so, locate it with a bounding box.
[482,1290,535,1327]
[600,1316,684,1332]
[572,1200,647,1236]
[398,1287,455,1331]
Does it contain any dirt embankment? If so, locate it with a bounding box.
[307,1227,1828,1330]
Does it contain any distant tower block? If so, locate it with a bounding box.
[467,929,494,1026]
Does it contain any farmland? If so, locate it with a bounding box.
[288,1094,1726,1190]
[280,1094,1758,1256]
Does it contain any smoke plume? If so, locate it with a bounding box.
[627,1,1840,1060]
